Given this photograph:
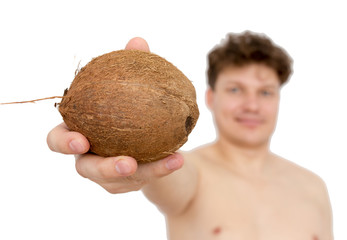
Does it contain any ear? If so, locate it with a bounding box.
[205,87,214,111]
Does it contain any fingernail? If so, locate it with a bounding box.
[69,140,85,153]
[115,159,132,175]
[166,157,181,170]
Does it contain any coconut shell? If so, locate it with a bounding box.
[58,50,199,163]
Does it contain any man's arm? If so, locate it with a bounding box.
[142,152,199,216]
[318,178,334,239]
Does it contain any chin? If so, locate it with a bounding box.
[225,133,271,148]
[238,139,268,148]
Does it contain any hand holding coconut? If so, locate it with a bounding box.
[47,37,196,193]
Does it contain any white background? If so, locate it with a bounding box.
[0,0,346,239]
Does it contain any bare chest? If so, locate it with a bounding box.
[169,170,324,240]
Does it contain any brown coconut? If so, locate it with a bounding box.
[58,50,199,163]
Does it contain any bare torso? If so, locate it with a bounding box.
[166,145,333,240]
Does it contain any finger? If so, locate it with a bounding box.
[47,122,90,154]
[136,153,184,180]
[125,37,150,52]
[75,154,138,180]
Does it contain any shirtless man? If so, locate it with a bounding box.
[47,32,333,239]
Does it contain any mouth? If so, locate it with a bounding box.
[236,117,263,128]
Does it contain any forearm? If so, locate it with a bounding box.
[142,156,199,216]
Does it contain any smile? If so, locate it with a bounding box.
[236,118,263,128]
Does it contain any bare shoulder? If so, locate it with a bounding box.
[274,155,330,204]
[179,143,215,164]
[275,155,333,237]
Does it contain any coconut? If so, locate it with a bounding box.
[58,50,199,163]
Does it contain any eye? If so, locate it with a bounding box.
[261,90,274,96]
[262,90,270,96]
[227,87,240,93]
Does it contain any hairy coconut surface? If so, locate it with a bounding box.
[58,50,199,163]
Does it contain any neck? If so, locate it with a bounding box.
[213,137,274,176]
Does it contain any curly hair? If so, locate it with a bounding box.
[207,31,293,89]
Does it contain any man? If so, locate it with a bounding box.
[47,32,333,239]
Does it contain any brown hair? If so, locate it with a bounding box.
[207,31,293,89]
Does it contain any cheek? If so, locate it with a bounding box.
[264,102,279,122]
[215,97,239,117]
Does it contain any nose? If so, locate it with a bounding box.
[243,93,260,112]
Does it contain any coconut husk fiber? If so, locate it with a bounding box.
[58,50,199,163]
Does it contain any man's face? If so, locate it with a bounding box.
[207,63,281,148]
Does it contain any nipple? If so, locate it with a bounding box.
[212,226,222,235]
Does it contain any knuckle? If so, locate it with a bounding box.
[124,175,147,186]
[151,163,168,178]
[104,186,121,194]
[46,130,57,152]
[128,186,142,192]
[102,174,148,194]
[96,162,113,179]
[75,159,87,178]
[103,184,140,194]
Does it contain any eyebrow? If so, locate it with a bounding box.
[261,84,279,89]
[224,80,279,89]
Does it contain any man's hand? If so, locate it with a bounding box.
[46,38,184,194]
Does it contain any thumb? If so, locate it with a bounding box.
[125,37,150,52]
